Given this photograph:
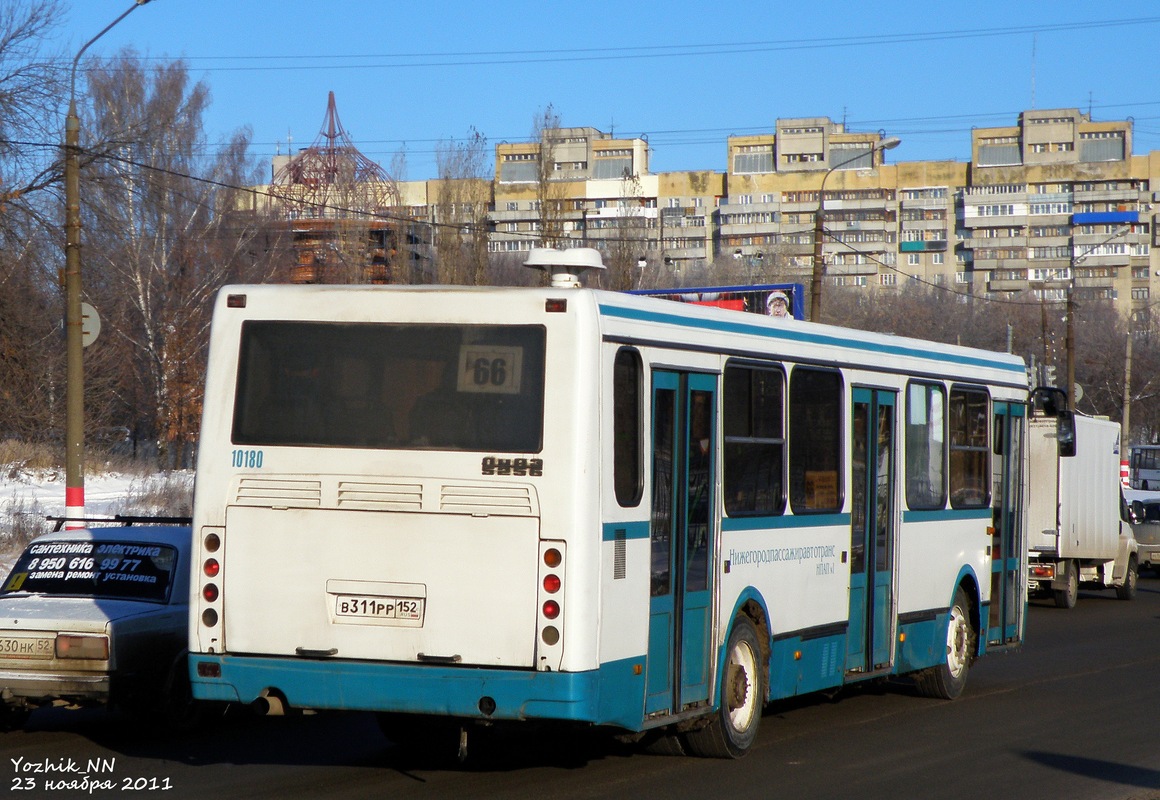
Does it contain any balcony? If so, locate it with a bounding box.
[899,240,948,253]
[987,278,1028,292]
[1072,210,1139,225]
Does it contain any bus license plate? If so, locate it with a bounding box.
[334,595,424,623]
[0,636,54,659]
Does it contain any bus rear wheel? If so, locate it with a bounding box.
[683,616,763,758]
[916,587,976,700]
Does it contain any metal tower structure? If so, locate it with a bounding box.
[271,92,403,284]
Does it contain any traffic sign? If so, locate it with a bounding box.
[80,302,101,347]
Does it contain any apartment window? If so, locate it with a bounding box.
[1029,202,1072,215]
[506,202,518,211]
[907,253,920,266]
[739,195,752,205]
[880,272,896,286]
[733,148,774,174]
[933,253,944,265]
[977,204,1016,216]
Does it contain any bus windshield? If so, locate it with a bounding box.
[231,321,546,453]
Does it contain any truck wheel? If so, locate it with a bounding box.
[1116,556,1138,601]
[916,587,976,700]
[683,616,763,758]
[1053,562,1078,609]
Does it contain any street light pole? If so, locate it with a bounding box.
[1064,223,1131,411]
[809,136,900,322]
[63,0,155,528]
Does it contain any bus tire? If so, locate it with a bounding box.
[1116,556,1138,601]
[1053,562,1078,609]
[683,616,763,758]
[916,587,976,700]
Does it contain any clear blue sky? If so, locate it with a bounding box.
[61,1,1160,182]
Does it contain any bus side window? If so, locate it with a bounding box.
[788,368,842,513]
[948,386,990,508]
[905,382,946,510]
[723,363,786,516]
[613,348,643,506]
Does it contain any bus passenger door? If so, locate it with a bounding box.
[990,402,1026,647]
[848,388,897,674]
[646,370,717,716]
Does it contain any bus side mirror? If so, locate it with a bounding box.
[1057,411,1076,458]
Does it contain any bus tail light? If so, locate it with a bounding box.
[198,527,225,637]
[537,541,566,670]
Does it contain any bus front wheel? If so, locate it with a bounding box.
[916,587,976,700]
[683,616,763,758]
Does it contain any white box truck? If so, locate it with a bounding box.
[1027,406,1138,608]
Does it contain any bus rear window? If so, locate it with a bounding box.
[232,321,546,453]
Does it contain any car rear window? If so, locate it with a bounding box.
[1,540,177,603]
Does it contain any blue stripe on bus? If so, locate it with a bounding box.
[722,513,850,532]
[597,303,1025,375]
[902,508,992,524]
[190,654,648,731]
[601,521,650,541]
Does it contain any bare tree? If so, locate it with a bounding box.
[80,50,265,466]
[599,172,650,291]
[0,0,65,221]
[433,128,492,285]
[0,1,69,446]
[531,104,567,248]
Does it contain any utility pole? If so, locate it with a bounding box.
[809,136,900,322]
[1066,286,1076,410]
[62,0,156,528]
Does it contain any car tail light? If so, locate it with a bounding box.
[55,634,109,660]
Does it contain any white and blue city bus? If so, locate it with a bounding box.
[189,248,1030,758]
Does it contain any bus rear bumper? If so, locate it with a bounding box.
[189,653,645,730]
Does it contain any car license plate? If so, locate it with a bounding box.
[334,594,424,624]
[0,635,54,659]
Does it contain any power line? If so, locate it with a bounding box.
[74,17,1160,73]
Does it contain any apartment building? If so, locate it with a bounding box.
[254,108,1158,319]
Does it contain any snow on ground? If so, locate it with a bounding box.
[0,469,187,576]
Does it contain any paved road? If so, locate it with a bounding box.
[6,581,1160,800]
